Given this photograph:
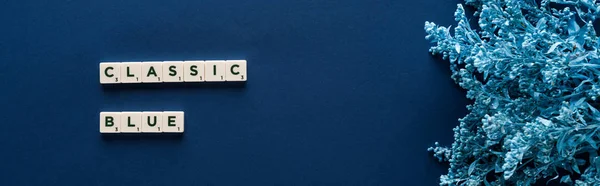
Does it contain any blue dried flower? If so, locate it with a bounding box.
[425,0,600,185]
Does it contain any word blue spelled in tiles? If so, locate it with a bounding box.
[99,111,184,133]
[99,60,247,84]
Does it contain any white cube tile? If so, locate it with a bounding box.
[205,60,226,82]
[120,62,142,83]
[100,112,121,133]
[120,112,142,133]
[226,60,247,81]
[141,62,163,83]
[162,61,184,82]
[183,61,205,82]
[99,63,121,84]
[142,112,163,133]
[162,111,184,133]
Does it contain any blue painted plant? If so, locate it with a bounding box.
[425,0,600,185]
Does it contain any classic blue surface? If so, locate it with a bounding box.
[0,0,469,185]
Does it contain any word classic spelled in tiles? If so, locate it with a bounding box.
[100,111,184,133]
[99,60,247,84]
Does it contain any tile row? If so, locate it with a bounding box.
[100,111,184,133]
[99,60,247,84]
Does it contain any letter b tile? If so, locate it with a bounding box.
[100,112,121,133]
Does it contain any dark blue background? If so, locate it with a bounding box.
[0,0,470,185]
